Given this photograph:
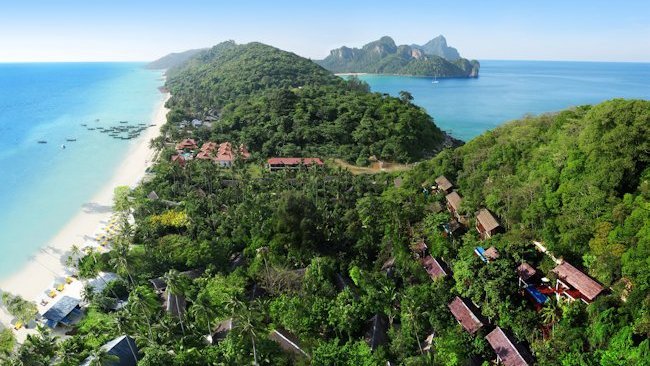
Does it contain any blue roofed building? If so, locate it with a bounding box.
[41,296,83,328]
[81,335,141,366]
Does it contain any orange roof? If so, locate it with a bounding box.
[215,142,250,162]
[267,158,324,166]
[176,138,198,150]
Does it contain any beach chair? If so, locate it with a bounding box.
[14,321,23,330]
[48,290,57,298]
[56,283,65,292]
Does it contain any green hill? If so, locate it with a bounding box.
[317,36,480,78]
[146,48,207,70]
[163,41,453,163]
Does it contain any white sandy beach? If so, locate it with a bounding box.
[0,92,169,339]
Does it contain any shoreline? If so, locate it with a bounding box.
[0,91,169,336]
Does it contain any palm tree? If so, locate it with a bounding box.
[163,269,187,335]
[189,295,215,342]
[127,286,158,342]
[540,300,562,333]
[226,299,263,366]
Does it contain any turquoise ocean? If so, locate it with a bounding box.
[357,60,650,141]
[0,63,163,278]
[1,61,649,280]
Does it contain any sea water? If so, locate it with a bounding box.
[0,63,163,278]
[357,60,650,141]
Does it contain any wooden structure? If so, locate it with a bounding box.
[80,335,140,366]
[552,261,604,303]
[434,175,453,193]
[447,296,484,334]
[516,263,538,287]
[267,157,324,171]
[42,296,83,329]
[485,327,532,366]
[476,208,501,239]
[445,191,463,220]
[421,256,448,280]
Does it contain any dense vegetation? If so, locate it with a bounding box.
[163,41,450,163]
[317,36,480,78]
[146,48,207,70]
[1,37,648,365]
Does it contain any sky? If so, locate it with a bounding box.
[0,0,649,62]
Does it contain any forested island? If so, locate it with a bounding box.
[316,36,480,78]
[1,40,648,366]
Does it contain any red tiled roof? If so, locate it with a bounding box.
[421,256,447,279]
[486,327,531,366]
[448,296,484,334]
[267,158,324,166]
[552,261,604,301]
[171,155,186,166]
[176,138,198,150]
[214,142,250,162]
[200,141,219,153]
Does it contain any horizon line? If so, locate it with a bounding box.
[1,58,649,64]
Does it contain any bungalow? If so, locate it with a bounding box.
[552,261,604,303]
[365,314,389,351]
[475,246,499,263]
[164,291,186,317]
[485,327,533,366]
[267,157,324,171]
[176,138,198,151]
[196,141,218,160]
[80,335,140,366]
[443,219,465,237]
[434,175,453,194]
[269,328,310,359]
[476,208,501,240]
[445,191,463,221]
[516,263,538,288]
[214,142,251,167]
[421,256,448,280]
[41,296,83,329]
[448,296,484,335]
[516,263,549,307]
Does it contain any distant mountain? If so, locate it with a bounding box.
[146,48,207,70]
[411,35,460,61]
[317,36,479,78]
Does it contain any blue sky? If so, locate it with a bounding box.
[1,0,648,62]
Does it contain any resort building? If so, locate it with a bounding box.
[434,175,454,194]
[214,142,251,167]
[176,138,198,151]
[80,335,140,366]
[475,246,500,263]
[269,328,310,358]
[485,327,533,366]
[41,296,83,329]
[476,208,502,239]
[170,154,186,167]
[445,191,463,221]
[421,256,448,280]
[448,296,484,335]
[266,157,324,171]
[196,141,219,160]
[552,261,604,303]
[517,262,549,308]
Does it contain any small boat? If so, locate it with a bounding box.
[81,124,87,127]
[119,121,128,124]
[61,144,66,149]
[37,140,47,144]
[95,119,100,122]
[66,138,77,142]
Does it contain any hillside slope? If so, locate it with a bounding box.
[163,41,453,163]
[146,48,207,69]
